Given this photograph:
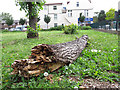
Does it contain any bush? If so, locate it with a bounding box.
[41,25,64,31]
[26,26,38,38]
[81,26,92,30]
[78,26,82,30]
[2,29,9,32]
[36,25,42,31]
[49,25,64,31]
[63,24,78,34]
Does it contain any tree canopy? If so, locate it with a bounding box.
[0,12,13,21]
[44,15,51,29]
[105,8,115,21]
[0,12,14,26]
[79,13,85,23]
[6,18,14,26]
[15,1,45,38]
[16,1,45,17]
[19,18,26,25]
[98,10,106,26]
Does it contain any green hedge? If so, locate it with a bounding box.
[41,25,64,31]
[78,26,92,30]
[62,24,78,34]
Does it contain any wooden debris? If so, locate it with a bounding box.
[11,35,89,77]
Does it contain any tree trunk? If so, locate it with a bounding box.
[11,35,89,77]
[27,2,39,38]
[47,24,48,29]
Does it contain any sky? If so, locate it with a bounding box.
[0,0,120,20]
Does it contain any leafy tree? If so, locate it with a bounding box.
[105,8,115,21]
[44,15,51,29]
[98,10,106,28]
[15,1,45,38]
[6,18,14,26]
[0,12,12,21]
[93,16,98,23]
[78,13,85,25]
[0,12,14,28]
[19,18,26,25]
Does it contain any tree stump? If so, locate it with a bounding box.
[11,35,89,77]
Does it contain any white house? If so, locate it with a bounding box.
[39,0,93,29]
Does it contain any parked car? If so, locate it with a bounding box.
[9,28,15,31]
[15,25,23,31]
[9,25,28,31]
[5,28,8,30]
[22,25,27,31]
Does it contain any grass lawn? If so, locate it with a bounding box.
[2,30,119,89]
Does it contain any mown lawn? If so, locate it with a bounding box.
[2,30,119,89]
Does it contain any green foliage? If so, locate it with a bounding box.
[26,24,41,34]
[49,25,64,31]
[2,29,9,33]
[44,15,51,29]
[105,8,115,21]
[6,18,14,26]
[15,1,45,31]
[78,13,85,23]
[0,12,13,21]
[19,18,26,25]
[63,24,78,34]
[44,15,51,24]
[98,10,106,26]
[36,25,42,31]
[93,16,98,23]
[0,12,14,26]
[16,1,45,17]
[81,26,92,30]
[26,26,38,34]
[2,30,119,89]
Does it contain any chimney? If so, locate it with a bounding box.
[67,1,70,4]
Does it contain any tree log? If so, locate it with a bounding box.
[11,35,89,77]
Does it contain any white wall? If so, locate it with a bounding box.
[118,1,120,10]
[39,1,93,29]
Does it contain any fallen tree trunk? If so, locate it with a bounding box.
[11,35,89,77]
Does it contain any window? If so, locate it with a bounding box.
[44,6,47,10]
[68,10,72,17]
[53,6,57,10]
[87,10,88,16]
[76,2,79,7]
[54,14,57,20]
[54,23,57,27]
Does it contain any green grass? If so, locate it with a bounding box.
[2,30,119,89]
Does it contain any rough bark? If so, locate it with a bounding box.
[11,35,89,77]
[27,2,38,38]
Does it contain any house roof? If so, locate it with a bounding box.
[44,3,62,5]
[66,0,93,10]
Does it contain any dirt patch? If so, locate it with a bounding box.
[81,78,119,88]
[68,76,119,88]
[93,29,119,35]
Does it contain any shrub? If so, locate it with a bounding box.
[81,26,92,30]
[26,26,38,38]
[63,24,78,34]
[2,29,9,32]
[36,25,42,31]
[78,26,82,30]
[41,25,64,31]
[49,25,64,31]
